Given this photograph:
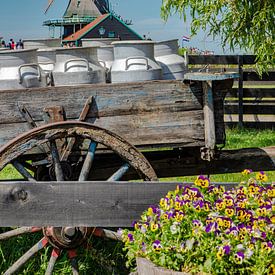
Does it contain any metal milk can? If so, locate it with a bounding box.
[111,40,162,83]
[0,49,47,90]
[97,45,114,83]
[52,47,106,86]
[154,39,187,80]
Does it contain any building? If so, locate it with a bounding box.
[43,0,142,43]
[63,13,142,46]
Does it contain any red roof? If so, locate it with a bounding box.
[63,13,109,42]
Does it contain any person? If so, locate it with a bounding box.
[8,39,15,49]
[16,39,24,49]
[1,40,6,48]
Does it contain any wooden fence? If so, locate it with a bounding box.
[188,55,275,128]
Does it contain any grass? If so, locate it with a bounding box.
[0,127,275,274]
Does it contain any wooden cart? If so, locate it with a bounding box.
[0,72,274,274]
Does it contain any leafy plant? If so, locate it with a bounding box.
[122,172,274,274]
[161,0,275,75]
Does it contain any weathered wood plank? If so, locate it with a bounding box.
[224,103,275,114]
[0,80,203,124]
[50,146,275,180]
[228,88,275,98]
[243,71,275,82]
[0,181,238,227]
[0,110,205,147]
[0,80,207,149]
[188,55,256,65]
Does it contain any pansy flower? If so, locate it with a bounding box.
[147,206,158,216]
[205,222,217,233]
[195,175,210,188]
[140,223,149,233]
[216,245,231,260]
[193,201,204,212]
[194,175,205,187]
[256,206,269,217]
[215,199,225,211]
[266,186,275,198]
[126,233,134,243]
[256,171,268,182]
[248,183,260,195]
[152,240,162,252]
[224,196,234,207]
[192,219,203,228]
[234,251,245,264]
[204,201,211,212]
[261,241,273,253]
[174,198,182,210]
[132,221,140,230]
[150,222,160,232]
[242,169,252,176]
[225,207,235,217]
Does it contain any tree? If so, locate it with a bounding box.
[161,0,275,74]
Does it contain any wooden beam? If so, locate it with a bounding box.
[0,181,238,227]
[187,55,256,65]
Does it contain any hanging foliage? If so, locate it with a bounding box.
[161,0,275,75]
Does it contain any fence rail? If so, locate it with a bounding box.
[188,54,275,128]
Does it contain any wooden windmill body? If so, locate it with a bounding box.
[43,0,142,44]
[44,0,110,37]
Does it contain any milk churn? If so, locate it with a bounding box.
[0,49,47,90]
[82,38,119,47]
[37,48,56,72]
[111,40,162,83]
[52,47,106,86]
[24,38,61,49]
[154,39,187,80]
[97,45,114,83]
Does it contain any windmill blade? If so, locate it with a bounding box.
[45,0,55,14]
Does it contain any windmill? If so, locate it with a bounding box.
[44,0,110,15]
[43,0,110,38]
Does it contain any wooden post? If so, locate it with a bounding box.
[184,72,239,161]
[202,80,216,160]
[238,55,244,127]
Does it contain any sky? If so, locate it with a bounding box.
[0,0,238,54]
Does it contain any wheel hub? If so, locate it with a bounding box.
[43,227,89,249]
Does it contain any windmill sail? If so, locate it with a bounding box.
[45,0,55,14]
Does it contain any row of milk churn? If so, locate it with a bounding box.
[0,39,188,90]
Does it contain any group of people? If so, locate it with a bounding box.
[1,38,24,49]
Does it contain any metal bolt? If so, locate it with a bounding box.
[63,227,76,238]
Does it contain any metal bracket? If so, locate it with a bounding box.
[200,147,216,161]
[43,106,66,124]
[17,103,37,129]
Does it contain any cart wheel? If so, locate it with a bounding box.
[0,121,157,274]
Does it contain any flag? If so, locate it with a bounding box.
[182,35,190,42]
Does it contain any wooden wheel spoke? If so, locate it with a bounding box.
[3,238,48,275]
[92,228,122,241]
[0,227,41,241]
[61,137,76,162]
[78,141,97,181]
[12,160,36,182]
[50,140,64,181]
[45,248,61,275]
[68,250,79,275]
[107,163,130,181]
